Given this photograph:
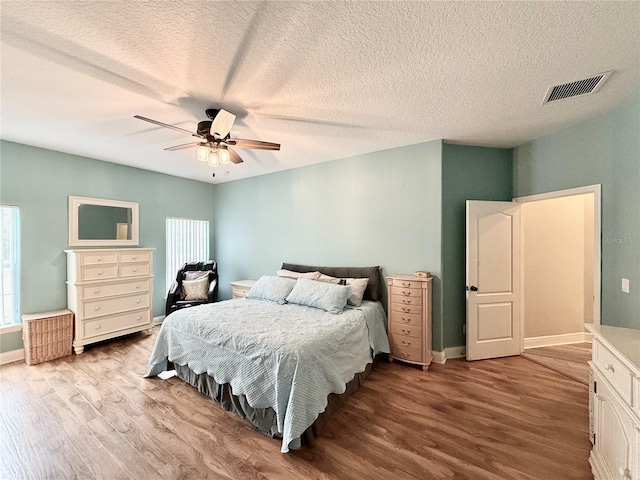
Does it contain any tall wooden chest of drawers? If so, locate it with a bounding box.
[65,248,154,354]
[387,275,432,370]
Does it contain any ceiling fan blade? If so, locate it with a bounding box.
[134,115,199,137]
[164,142,200,151]
[227,138,280,151]
[209,109,236,138]
[228,147,244,164]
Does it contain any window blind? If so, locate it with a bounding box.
[165,218,210,294]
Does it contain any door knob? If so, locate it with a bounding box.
[466,286,478,292]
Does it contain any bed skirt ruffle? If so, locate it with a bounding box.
[173,359,374,451]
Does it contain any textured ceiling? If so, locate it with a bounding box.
[1,1,638,184]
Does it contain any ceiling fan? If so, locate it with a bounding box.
[134,108,280,172]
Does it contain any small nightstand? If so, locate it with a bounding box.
[386,274,432,370]
[230,279,256,299]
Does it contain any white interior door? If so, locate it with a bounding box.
[466,201,521,361]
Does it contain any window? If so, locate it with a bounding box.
[1,206,20,327]
[166,218,210,293]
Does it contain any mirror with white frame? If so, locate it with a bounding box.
[69,196,139,247]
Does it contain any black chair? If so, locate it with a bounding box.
[165,261,218,316]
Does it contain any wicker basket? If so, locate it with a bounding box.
[22,309,74,365]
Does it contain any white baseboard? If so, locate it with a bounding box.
[0,348,24,366]
[432,346,466,364]
[524,332,593,349]
[153,316,165,325]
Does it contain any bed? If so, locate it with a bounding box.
[145,263,390,452]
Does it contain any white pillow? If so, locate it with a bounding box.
[285,278,352,314]
[246,276,296,304]
[343,278,369,306]
[276,269,321,280]
[182,277,209,300]
[317,273,342,284]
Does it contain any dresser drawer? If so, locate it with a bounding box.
[83,310,151,339]
[119,251,150,263]
[392,336,422,351]
[391,286,422,298]
[634,376,640,416]
[79,252,118,266]
[391,303,422,316]
[81,264,118,282]
[593,339,633,405]
[83,279,150,300]
[392,345,423,363]
[119,263,150,278]
[391,322,423,339]
[391,278,422,289]
[83,292,150,319]
[393,295,422,307]
[390,311,422,328]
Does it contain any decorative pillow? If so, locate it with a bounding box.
[317,273,342,284]
[343,278,369,307]
[184,270,210,281]
[277,269,321,280]
[182,277,209,301]
[246,276,296,304]
[285,278,352,314]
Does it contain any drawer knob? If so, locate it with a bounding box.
[401,340,411,347]
[94,289,100,294]
[97,271,103,276]
[132,256,137,260]
[402,282,411,287]
[94,306,101,311]
[402,328,411,335]
[136,285,141,289]
[97,257,102,262]
[606,363,615,373]
[402,291,411,296]
[95,325,101,330]
[133,268,137,272]
[136,300,141,304]
[618,467,631,479]
[402,352,410,359]
[402,299,412,304]
[137,316,141,321]
[402,317,410,323]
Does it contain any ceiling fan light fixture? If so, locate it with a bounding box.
[219,147,231,164]
[197,144,209,162]
[207,149,219,168]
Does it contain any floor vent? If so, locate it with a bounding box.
[543,71,613,104]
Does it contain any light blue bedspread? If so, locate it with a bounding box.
[145,298,389,452]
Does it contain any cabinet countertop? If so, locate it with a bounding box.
[586,323,640,372]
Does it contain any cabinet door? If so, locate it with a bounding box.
[593,371,635,479]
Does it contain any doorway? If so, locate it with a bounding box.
[515,185,600,349]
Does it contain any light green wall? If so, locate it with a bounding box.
[212,140,446,350]
[0,140,215,353]
[441,144,513,348]
[514,91,640,330]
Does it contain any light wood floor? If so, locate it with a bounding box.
[522,343,591,386]
[0,327,592,480]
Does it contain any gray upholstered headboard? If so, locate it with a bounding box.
[281,263,383,301]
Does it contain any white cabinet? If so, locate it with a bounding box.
[66,248,154,354]
[230,279,256,299]
[587,324,640,480]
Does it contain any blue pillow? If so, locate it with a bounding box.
[285,277,352,314]
[246,276,296,304]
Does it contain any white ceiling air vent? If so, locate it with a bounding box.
[543,71,613,104]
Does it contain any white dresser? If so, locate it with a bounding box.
[386,275,433,370]
[586,324,640,480]
[65,248,154,354]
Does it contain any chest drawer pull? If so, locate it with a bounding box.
[94,306,101,311]
[136,300,141,304]
[401,340,411,347]
[401,282,412,287]
[402,317,411,323]
[136,285,141,289]
[97,271,103,276]
[401,307,412,313]
[94,289,100,294]
[401,328,411,335]
[95,325,101,330]
[401,299,413,305]
[606,363,615,373]
[97,257,102,261]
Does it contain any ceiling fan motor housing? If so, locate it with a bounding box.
[197,120,213,137]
